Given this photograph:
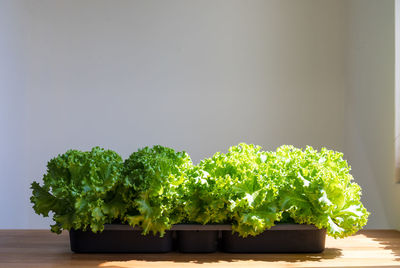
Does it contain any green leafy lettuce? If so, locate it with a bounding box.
[270,145,369,238]
[184,143,280,236]
[30,147,124,234]
[122,145,192,236]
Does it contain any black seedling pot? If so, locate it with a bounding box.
[221,224,326,253]
[69,225,173,253]
[172,224,230,253]
[176,230,218,253]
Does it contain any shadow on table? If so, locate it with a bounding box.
[361,230,400,261]
[68,247,342,266]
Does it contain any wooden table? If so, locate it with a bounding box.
[0,230,399,267]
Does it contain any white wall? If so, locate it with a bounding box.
[344,0,397,229]
[3,0,393,230]
[0,1,29,227]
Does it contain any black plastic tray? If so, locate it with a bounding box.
[221,224,326,253]
[69,228,173,253]
[69,224,326,253]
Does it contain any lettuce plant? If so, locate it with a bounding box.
[30,147,124,233]
[270,145,369,238]
[122,145,192,236]
[184,144,280,236]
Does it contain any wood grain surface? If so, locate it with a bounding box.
[0,230,399,267]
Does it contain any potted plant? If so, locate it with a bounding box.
[30,144,369,253]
